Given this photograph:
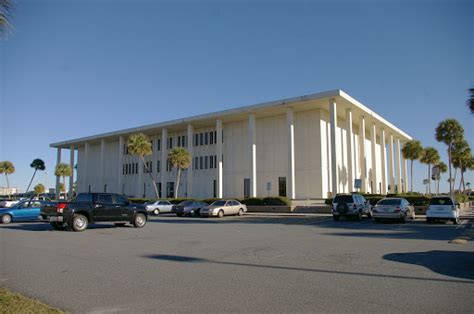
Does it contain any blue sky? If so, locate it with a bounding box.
[1,0,472,194]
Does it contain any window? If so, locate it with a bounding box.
[157,160,161,173]
[205,156,208,169]
[210,155,214,169]
[244,178,250,199]
[195,133,199,146]
[136,163,138,174]
[114,194,127,205]
[157,138,161,151]
[167,160,172,172]
[210,131,214,144]
[213,180,217,198]
[168,137,173,149]
[214,131,217,144]
[205,132,208,145]
[104,184,107,192]
[76,193,93,202]
[98,194,113,203]
[278,177,286,197]
[178,136,181,147]
[157,182,162,198]
[123,164,125,175]
[182,135,186,147]
[200,156,203,169]
[200,133,204,145]
[194,157,198,170]
[166,182,174,198]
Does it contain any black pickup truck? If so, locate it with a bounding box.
[39,193,148,232]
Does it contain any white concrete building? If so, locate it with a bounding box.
[51,90,411,200]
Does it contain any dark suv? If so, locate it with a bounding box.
[39,193,148,232]
[332,193,372,221]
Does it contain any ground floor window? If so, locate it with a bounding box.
[213,180,216,198]
[278,177,286,197]
[244,178,250,199]
[167,182,174,198]
[157,182,162,198]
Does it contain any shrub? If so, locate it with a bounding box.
[240,198,264,206]
[201,198,222,205]
[263,197,290,206]
[324,198,333,205]
[129,198,152,204]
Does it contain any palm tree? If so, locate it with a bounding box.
[401,140,423,192]
[34,183,45,197]
[420,147,439,195]
[127,133,159,198]
[0,0,12,37]
[0,161,15,198]
[168,147,191,198]
[54,163,72,199]
[435,119,464,195]
[467,88,474,114]
[433,162,447,195]
[26,159,46,193]
[452,140,472,192]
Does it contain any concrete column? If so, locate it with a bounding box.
[100,139,105,192]
[380,129,387,195]
[187,124,194,198]
[389,134,395,193]
[370,123,377,194]
[216,120,223,198]
[161,129,168,198]
[83,143,89,192]
[55,148,61,200]
[359,116,366,192]
[345,108,354,192]
[395,137,402,194]
[402,154,408,193]
[118,136,124,194]
[69,145,75,199]
[329,99,338,196]
[287,108,296,199]
[249,114,257,197]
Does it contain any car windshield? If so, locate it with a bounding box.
[333,195,353,203]
[179,201,194,206]
[11,202,24,209]
[430,198,453,205]
[377,199,402,206]
[211,200,226,206]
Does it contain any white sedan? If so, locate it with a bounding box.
[145,200,173,215]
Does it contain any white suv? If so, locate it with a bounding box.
[332,194,372,221]
[426,196,460,224]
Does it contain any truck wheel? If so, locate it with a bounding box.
[355,211,362,221]
[72,214,88,232]
[133,213,147,228]
[1,214,12,224]
[51,222,65,231]
[333,215,340,221]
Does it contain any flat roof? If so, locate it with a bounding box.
[51,89,412,148]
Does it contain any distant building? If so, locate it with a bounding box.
[0,187,20,196]
[50,90,411,199]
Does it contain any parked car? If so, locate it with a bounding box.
[426,196,460,224]
[39,192,148,232]
[0,199,20,208]
[332,193,371,221]
[145,200,173,215]
[0,200,47,224]
[372,198,415,223]
[200,199,247,218]
[173,200,208,217]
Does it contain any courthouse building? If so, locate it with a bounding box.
[51,89,412,200]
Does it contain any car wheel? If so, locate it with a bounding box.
[333,215,340,221]
[426,218,433,224]
[153,209,159,216]
[374,218,381,223]
[114,223,126,227]
[72,214,88,232]
[1,214,12,224]
[355,211,362,221]
[176,213,183,217]
[51,222,65,231]
[217,210,224,218]
[238,208,244,216]
[367,207,372,218]
[400,214,406,223]
[133,213,147,228]
[453,217,459,225]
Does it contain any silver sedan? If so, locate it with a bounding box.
[200,200,247,218]
[372,198,415,222]
[145,200,173,215]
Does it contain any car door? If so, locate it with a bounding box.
[159,201,173,213]
[113,194,132,221]
[93,194,115,221]
[13,201,31,221]
[27,201,42,220]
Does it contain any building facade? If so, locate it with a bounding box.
[51,90,411,200]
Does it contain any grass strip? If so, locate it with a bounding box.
[0,288,63,314]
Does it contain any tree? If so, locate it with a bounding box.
[58,183,65,193]
[433,161,447,195]
[401,140,423,192]
[420,147,439,195]
[452,140,472,192]
[0,0,12,37]
[54,163,72,199]
[127,133,159,198]
[26,159,46,193]
[467,88,474,114]
[34,183,45,197]
[168,147,191,198]
[435,119,464,195]
[0,161,15,198]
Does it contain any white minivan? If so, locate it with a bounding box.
[426,196,460,224]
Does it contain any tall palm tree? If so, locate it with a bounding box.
[0,0,12,37]
[433,161,447,195]
[452,140,472,192]
[420,147,439,195]
[435,119,464,195]
[0,161,15,198]
[34,183,45,197]
[26,159,46,193]
[127,133,160,198]
[401,140,423,192]
[168,147,191,198]
[467,88,474,114]
[54,163,72,199]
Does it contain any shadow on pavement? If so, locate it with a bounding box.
[0,222,129,232]
[384,250,474,281]
[143,254,474,285]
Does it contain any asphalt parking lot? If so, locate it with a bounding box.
[1,214,473,313]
